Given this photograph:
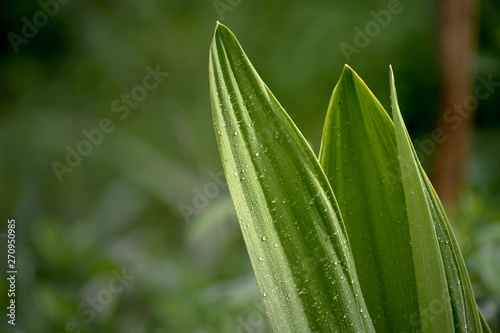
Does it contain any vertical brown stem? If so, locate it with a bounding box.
[433,0,479,203]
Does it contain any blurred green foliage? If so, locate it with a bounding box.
[0,0,499,332]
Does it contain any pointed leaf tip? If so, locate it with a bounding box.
[343,63,353,71]
[341,64,354,77]
[212,21,230,45]
[214,21,231,36]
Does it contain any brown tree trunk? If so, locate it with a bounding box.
[432,0,480,203]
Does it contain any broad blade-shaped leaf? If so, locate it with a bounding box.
[209,23,374,332]
[389,67,454,332]
[390,66,487,332]
[318,65,420,332]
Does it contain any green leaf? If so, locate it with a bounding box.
[390,66,487,332]
[209,23,374,332]
[319,65,488,332]
[318,65,420,332]
[389,66,455,332]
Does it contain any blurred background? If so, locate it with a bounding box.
[0,0,499,332]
